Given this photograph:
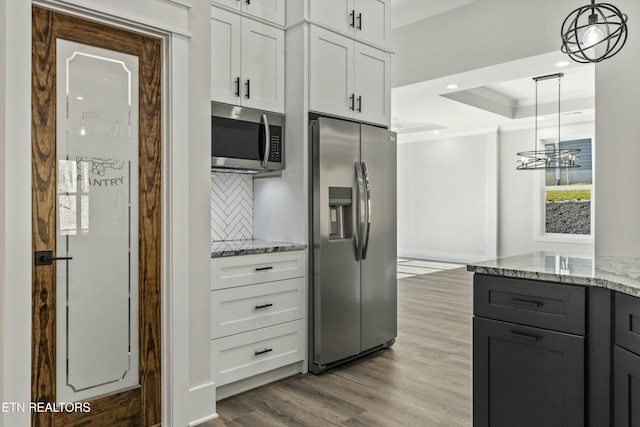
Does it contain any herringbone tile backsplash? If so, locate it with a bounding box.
[211,173,253,241]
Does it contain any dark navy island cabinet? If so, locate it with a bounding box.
[614,292,640,427]
[473,274,585,427]
[472,274,615,427]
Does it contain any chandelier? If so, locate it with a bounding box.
[561,0,629,63]
[516,73,580,170]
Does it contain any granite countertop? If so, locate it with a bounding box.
[211,239,307,258]
[467,252,640,298]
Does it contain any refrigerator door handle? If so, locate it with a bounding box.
[261,114,271,169]
[355,161,366,261]
[361,161,371,259]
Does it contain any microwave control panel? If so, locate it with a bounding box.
[269,127,282,163]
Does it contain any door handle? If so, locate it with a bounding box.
[350,93,355,111]
[357,12,362,30]
[355,162,366,261]
[357,95,362,113]
[234,77,240,97]
[361,162,371,259]
[35,250,73,266]
[261,114,271,169]
[350,10,355,28]
[245,79,250,99]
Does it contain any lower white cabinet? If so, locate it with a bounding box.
[211,277,305,338]
[211,320,305,387]
[211,250,306,290]
[211,250,306,393]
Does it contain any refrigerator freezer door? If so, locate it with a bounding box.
[311,117,362,366]
[360,125,397,351]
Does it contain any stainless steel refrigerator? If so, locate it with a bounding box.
[309,116,397,373]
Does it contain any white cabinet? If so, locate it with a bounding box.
[309,26,390,126]
[309,0,390,48]
[211,6,285,113]
[211,251,306,290]
[210,251,306,392]
[211,8,241,106]
[212,0,285,26]
[211,320,305,387]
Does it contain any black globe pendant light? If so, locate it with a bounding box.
[561,0,628,63]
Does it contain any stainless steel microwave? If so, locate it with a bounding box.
[211,103,284,173]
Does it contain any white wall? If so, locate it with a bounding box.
[187,0,217,423]
[397,131,497,263]
[391,0,586,87]
[393,0,640,261]
[498,122,595,257]
[0,2,31,426]
[594,0,640,257]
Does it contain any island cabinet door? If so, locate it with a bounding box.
[614,345,640,427]
[473,317,585,427]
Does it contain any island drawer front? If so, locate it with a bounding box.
[474,274,585,335]
[211,251,306,290]
[211,277,306,339]
[615,292,640,355]
[211,320,305,387]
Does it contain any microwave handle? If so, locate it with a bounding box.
[261,114,271,169]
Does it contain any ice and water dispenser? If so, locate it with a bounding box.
[328,187,353,240]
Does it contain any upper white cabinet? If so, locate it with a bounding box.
[211,7,285,113]
[211,8,241,106]
[309,0,390,48]
[309,26,390,126]
[212,0,285,26]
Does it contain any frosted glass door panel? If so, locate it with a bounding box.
[55,39,140,402]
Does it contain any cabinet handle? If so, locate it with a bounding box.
[255,303,274,309]
[357,12,362,30]
[350,94,355,111]
[234,77,240,97]
[508,297,542,308]
[350,10,355,28]
[245,0,250,4]
[505,331,539,342]
[255,266,273,271]
[254,348,273,356]
[245,79,250,99]
[357,95,362,112]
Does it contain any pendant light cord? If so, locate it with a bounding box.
[535,79,538,152]
[558,75,561,148]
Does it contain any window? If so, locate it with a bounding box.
[542,138,593,238]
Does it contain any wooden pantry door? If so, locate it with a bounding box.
[31,6,161,426]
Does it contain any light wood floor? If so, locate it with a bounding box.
[210,268,473,426]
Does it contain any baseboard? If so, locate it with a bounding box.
[216,362,304,401]
[187,381,217,426]
[397,248,488,264]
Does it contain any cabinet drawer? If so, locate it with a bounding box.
[211,277,306,339]
[615,292,640,355]
[474,274,585,335]
[211,251,306,290]
[211,320,305,386]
